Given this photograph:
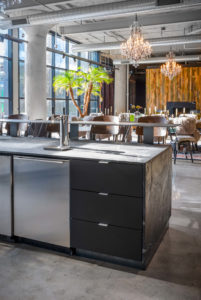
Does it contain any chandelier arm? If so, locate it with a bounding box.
[121,19,152,68]
[161,51,182,80]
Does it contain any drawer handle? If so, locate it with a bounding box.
[98,192,109,196]
[98,161,110,164]
[98,223,108,227]
[14,157,67,164]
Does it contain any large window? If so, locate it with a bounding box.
[0,29,12,116]
[18,30,100,116]
[18,28,26,113]
[46,33,80,117]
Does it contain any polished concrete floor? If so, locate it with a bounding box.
[0,159,201,300]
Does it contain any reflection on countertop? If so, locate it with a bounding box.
[0,136,170,164]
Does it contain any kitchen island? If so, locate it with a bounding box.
[0,137,172,269]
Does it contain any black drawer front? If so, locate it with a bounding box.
[71,190,142,230]
[71,160,143,197]
[71,219,142,261]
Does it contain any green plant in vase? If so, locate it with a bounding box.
[53,66,113,118]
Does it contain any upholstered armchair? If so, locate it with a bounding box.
[136,115,168,144]
[91,115,120,141]
[173,117,200,147]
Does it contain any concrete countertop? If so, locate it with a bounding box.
[0,137,170,164]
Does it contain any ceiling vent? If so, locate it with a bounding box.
[12,18,27,26]
[157,0,181,5]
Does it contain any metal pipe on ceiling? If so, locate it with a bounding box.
[113,55,201,65]
[72,35,201,52]
[27,0,156,25]
[26,0,201,26]
[1,0,201,29]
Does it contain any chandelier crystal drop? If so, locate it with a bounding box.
[121,17,152,68]
[0,0,22,12]
[160,51,182,80]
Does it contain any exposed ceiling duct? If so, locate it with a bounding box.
[72,35,201,52]
[26,0,201,26]
[59,10,201,35]
[1,0,201,29]
[0,0,155,28]
[113,55,201,65]
[186,24,201,35]
[28,0,156,25]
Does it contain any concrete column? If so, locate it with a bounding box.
[24,25,51,120]
[114,64,127,115]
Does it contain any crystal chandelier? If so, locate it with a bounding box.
[161,51,182,80]
[0,0,22,12]
[121,16,152,68]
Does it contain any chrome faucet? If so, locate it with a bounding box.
[59,115,70,149]
[44,115,71,151]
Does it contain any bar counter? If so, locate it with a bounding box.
[0,137,172,269]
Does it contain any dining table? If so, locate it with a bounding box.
[70,121,178,144]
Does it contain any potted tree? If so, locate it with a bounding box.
[53,66,113,118]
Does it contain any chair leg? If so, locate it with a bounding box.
[137,135,140,143]
[174,143,177,164]
[191,143,194,163]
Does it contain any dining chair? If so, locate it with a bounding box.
[136,115,168,144]
[91,115,120,141]
[5,114,28,137]
[47,115,60,138]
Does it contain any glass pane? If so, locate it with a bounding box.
[19,28,26,40]
[55,36,66,52]
[46,67,52,98]
[80,52,89,72]
[89,52,99,66]
[69,57,77,71]
[90,100,99,113]
[46,100,52,117]
[55,53,66,68]
[46,51,52,66]
[46,34,52,48]
[0,58,9,98]
[0,29,8,57]
[69,41,75,54]
[69,100,78,117]
[0,40,8,58]
[0,99,9,116]
[19,28,26,60]
[69,41,78,70]
[55,100,66,115]
[55,69,66,99]
[19,61,25,98]
[19,99,25,114]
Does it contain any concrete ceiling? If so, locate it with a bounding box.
[2,0,201,61]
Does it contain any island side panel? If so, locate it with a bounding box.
[143,146,172,262]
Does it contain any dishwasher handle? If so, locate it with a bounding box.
[14,156,68,164]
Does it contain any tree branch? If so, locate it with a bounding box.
[69,87,84,118]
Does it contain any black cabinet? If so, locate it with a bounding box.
[71,159,143,197]
[70,159,144,263]
[71,219,142,261]
[71,190,142,230]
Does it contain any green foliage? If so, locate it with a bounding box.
[54,67,112,96]
[53,70,83,95]
[53,66,113,117]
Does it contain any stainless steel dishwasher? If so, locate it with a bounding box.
[14,156,70,247]
[0,155,12,236]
